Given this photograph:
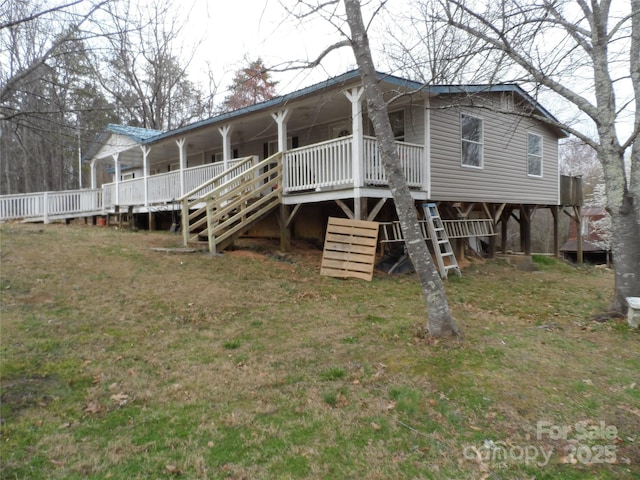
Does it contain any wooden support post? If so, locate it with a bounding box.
[128,205,134,229]
[278,203,291,252]
[354,197,367,221]
[501,209,509,254]
[488,204,497,258]
[551,206,560,258]
[575,206,583,264]
[117,206,123,228]
[148,212,156,231]
[454,238,465,261]
[520,205,532,255]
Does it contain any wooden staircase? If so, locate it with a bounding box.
[179,153,282,253]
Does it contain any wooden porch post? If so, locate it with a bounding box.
[219,125,233,168]
[271,109,290,153]
[176,138,186,197]
[113,152,120,206]
[344,86,365,219]
[141,145,150,207]
[423,97,431,196]
[90,159,98,190]
[272,110,291,250]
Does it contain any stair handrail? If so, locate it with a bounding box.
[180,152,282,249]
[178,155,257,204]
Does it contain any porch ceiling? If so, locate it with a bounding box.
[122,89,357,168]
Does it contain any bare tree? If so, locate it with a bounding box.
[409,0,640,313]
[560,137,604,198]
[381,1,512,85]
[344,0,460,337]
[0,0,114,194]
[282,1,460,337]
[92,0,215,130]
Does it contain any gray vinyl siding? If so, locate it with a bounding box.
[403,104,425,145]
[429,95,559,204]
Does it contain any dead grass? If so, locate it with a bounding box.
[1,223,638,479]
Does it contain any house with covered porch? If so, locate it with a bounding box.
[1,70,576,259]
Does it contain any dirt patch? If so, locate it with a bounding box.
[1,375,65,420]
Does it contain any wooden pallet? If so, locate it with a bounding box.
[320,217,379,281]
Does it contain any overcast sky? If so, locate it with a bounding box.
[183,0,359,101]
[173,0,634,143]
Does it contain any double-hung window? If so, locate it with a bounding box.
[527,133,543,176]
[461,114,483,168]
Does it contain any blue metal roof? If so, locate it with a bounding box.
[106,124,163,142]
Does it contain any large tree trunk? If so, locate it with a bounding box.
[602,147,640,312]
[344,0,460,337]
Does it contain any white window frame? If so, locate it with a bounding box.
[121,172,135,181]
[268,137,294,156]
[460,113,484,169]
[527,132,543,177]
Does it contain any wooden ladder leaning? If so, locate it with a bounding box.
[423,203,461,279]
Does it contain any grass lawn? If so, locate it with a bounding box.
[1,223,638,479]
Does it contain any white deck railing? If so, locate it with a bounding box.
[0,189,102,222]
[284,136,354,192]
[1,137,427,222]
[283,136,425,192]
[363,136,424,187]
[102,160,247,208]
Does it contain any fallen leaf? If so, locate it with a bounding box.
[84,401,102,414]
[166,464,182,475]
[371,422,381,431]
[110,393,129,406]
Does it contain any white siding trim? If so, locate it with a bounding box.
[527,132,544,178]
[460,112,484,169]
